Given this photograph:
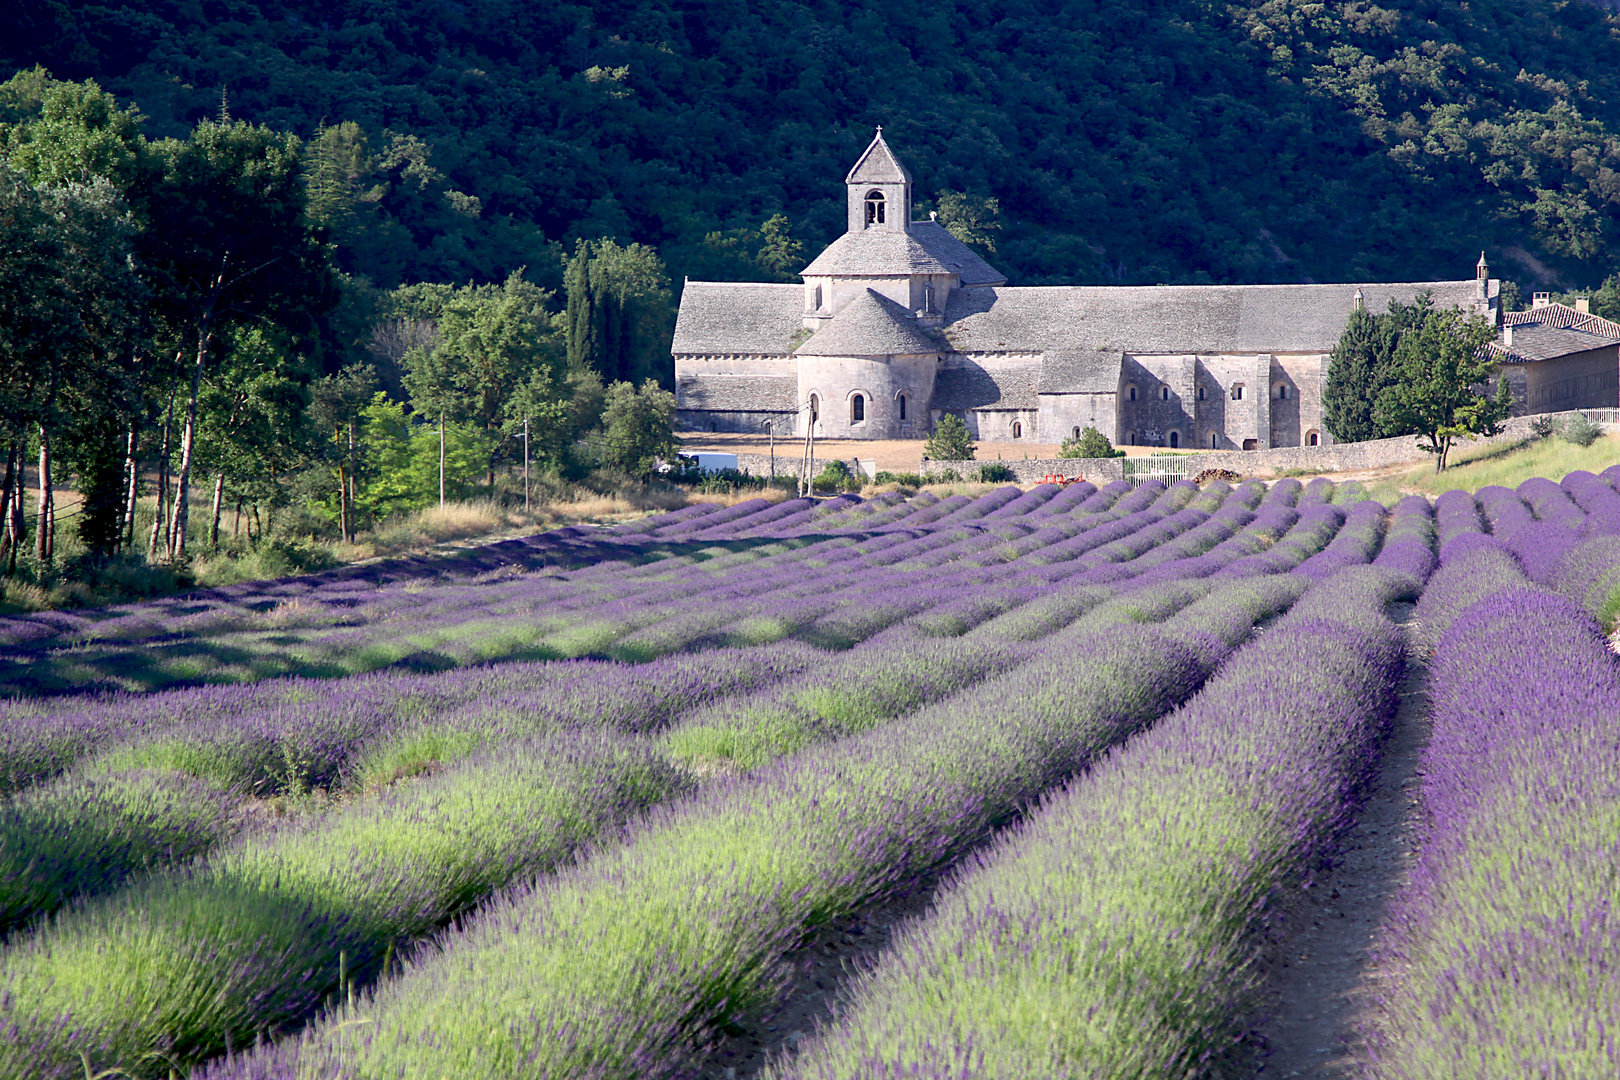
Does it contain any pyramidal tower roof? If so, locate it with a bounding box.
[845,127,912,185]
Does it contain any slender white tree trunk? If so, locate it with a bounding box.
[35,424,52,563]
[172,327,210,561]
[439,412,446,508]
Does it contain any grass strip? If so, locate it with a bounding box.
[0,730,685,1080]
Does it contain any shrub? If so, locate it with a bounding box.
[1562,411,1602,447]
[1058,426,1125,459]
[922,469,962,483]
[1528,414,1562,440]
[923,414,975,461]
[975,462,1016,482]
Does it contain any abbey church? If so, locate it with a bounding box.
[671,129,1504,449]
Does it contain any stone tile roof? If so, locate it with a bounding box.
[1037,348,1123,394]
[676,374,798,411]
[671,282,804,356]
[796,289,944,356]
[1488,324,1620,364]
[845,129,912,185]
[906,221,1007,286]
[1503,303,1620,337]
[941,280,1490,355]
[933,362,1040,410]
[801,228,956,277]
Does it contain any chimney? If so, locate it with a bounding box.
[1352,287,1365,312]
[1533,292,1552,309]
[1503,325,1514,348]
[1576,296,1591,314]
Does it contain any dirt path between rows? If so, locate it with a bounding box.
[1250,602,1432,1077]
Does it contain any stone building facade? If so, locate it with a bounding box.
[673,130,1516,447]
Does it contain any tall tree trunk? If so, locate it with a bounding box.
[172,326,211,561]
[232,498,242,541]
[439,412,446,508]
[335,426,350,544]
[0,441,16,570]
[209,472,226,550]
[35,424,52,563]
[121,423,139,552]
[150,386,175,557]
[347,420,357,535]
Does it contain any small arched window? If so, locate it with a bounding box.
[812,284,823,310]
[865,190,886,226]
[897,393,907,421]
[1307,430,1320,446]
[1231,384,1245,401]
[1276,383,1289,400]
[851,394,865,423]
[809,393,820,424]
[1126,431,1136,445]
[1168,431,1180,449]
[1210,432,1218,449]
[1012,421,1023,438]
[1197,384,1206,401]
[1160,386,1170,401]
[1128,385,1138,402]
[1073,426,1082,439]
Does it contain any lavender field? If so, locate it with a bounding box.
[0,471,1617,1079]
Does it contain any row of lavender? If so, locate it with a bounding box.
[1363,473,1620,1078]
[0,479,1377,1077]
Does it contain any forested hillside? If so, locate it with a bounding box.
[9,0,1620,290]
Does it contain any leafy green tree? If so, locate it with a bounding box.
[933,191,1001,255]
[599,380,678,479]
[142,118,337,561]
[1058,426,1124,459]
[196,325,316,548]
[924,413,975,461]
[1324,296,1434,443]
[401,271,567,490]
[565,240,674,388]
[1374,309,1510,471]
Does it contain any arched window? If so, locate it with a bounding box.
[1073,426,1082,439]
[851,394,865,423]
[1128,385,1138,401]
[812,284,823,310]
[1197,384,1206,401]
[1210,432,1218,448]
[865,190,886,226]
[1160,386,1170,401]
[1231,384,1245,401]
[1306,430,1320,446]
[897,393,907,421]
[809,393,820,424]
[1276,383,1289,400]
[1126,431,1136,445]
[1168,431,1180,449]
[1012,421,1023,438]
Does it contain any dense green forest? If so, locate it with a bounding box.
[11,0,1620,289]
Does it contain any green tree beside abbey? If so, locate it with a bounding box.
[1374,311,1511,472]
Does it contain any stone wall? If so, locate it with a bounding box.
[920,408,1618,485]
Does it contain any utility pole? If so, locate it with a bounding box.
[763,420,774,483]
[523,417,530,513]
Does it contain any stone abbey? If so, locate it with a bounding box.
[672,129,1614,448]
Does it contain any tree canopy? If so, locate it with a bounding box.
[10,0,1620,292]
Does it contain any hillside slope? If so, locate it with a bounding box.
[7,0,1620,291]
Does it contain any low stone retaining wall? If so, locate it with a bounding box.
[921,408,1617,484]
[716,409,1615,486]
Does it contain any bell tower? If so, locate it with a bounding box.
[845,127,912,235]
